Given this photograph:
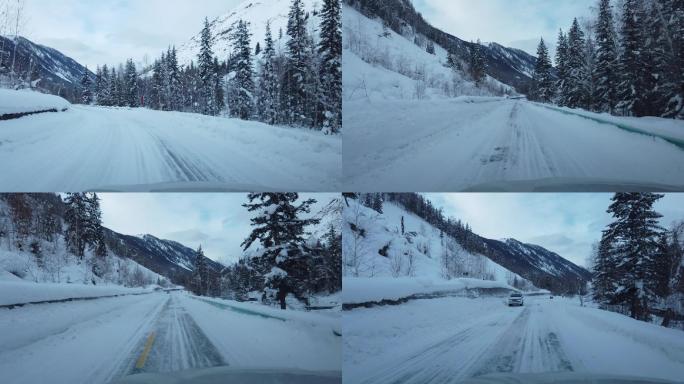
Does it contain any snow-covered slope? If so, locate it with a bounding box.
[343,5,511,102]
[342,198,534,303]
[177,0,322,65]
[0,36,94,101]
[108,232,224,281]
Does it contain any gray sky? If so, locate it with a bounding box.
[426,193,684,268]
[412,0,595,59]
[99,193,336,266]
[21,0,242,69]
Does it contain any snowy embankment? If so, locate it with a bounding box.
[344,295,684,384]
[0,89,70,119]
[343,276,516,307]
[0,280,156,307]
[0,104,341,191]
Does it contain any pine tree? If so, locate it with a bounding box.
[555,29,570,106]
[617,0,647,116]
[283,0,309,125]
[94,66,103,104]
[602,193,665,321]
[241,193,320,309]
[231,20,254,119]
[470,39,486,86]
[533,38,554,102]
[213,57,225,114]
[80,67,92,105]
[256,21,279,125]
[167,46,181,111]
[318,0,342,133]
[124,59,139,107]
[192,245,208,296]
[99,64,111,106]
[566,18,589,109]
[594,0,619,113]
[198,17,216,116]
[109,67,118,107]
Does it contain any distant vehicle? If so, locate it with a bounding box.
[507,292,524,307]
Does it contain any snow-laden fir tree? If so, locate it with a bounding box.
[617,0,646,116]
[80,67,92,105]
[533,38,554,102]
[166,46,181,111]
[469,39,486,87]
[124,59,138,107]
[600,193,665,321]
[191,245,209,296]
[230,20,255,120]
[241,193,320,309]
[256,21,279,125]
[198,17,217,116]
[555,29,570,106]
[566,18,589,109]
[109,67,119,107]
[594,0,619,113]
[318,0,342,133]
[213,57,225,114]
[94,66,103,103]
[284,0,309,125]
[98,64,111,106]
[64,193,103,259]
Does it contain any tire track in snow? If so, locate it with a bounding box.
[125,294,225,376]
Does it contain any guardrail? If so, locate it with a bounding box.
[0,290,154,310]
[0,107,68,121]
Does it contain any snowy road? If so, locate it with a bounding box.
[343,295,684,384]
[0,105,341,191]
[0,292,341,384]
[344,98,684,191]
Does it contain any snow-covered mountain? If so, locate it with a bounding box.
[343,0,537,96]
[0,36,93,102]
[343,197,533,289]
[343,194,591,295]
[104,232,224,283]
[176,0,322,65]
[478,238,592,292]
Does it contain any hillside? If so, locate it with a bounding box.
[342,197,538,304]
[177,0,322,65]
[0,36,93,102]
[0,194,222,291]
[343,194,591,301]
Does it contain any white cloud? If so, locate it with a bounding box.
[99,193,336,266]
[412,0,594,58]
[425,193,684,268]
[22,0,243,68]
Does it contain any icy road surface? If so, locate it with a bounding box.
[343,295,684,384]
[0,292,341,384]
[0,105,341,192]
[344,98,684,192]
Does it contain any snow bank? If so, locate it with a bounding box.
[343,276,515,305]
[0,88,70,116]
[0,280,154,306]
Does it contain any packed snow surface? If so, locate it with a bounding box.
[0,89,70,115]
[344,98,684,191]
[0,105,341,191]
[0,291,340,384]
[344,295,684,384]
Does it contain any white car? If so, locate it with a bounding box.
[507,292,524,307]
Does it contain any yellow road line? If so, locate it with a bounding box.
[135,332,156,370]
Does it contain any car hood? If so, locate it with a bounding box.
[459,372,678,384]
[114,367,341,384]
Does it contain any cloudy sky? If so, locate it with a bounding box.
[98,193,336,266]
[21,0,242,69]
[426,193,684,268]
[412,0,595,59]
